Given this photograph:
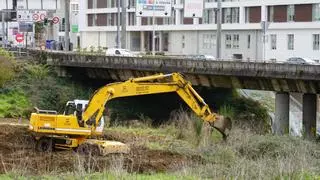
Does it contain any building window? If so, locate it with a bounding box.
[88,0,93,9]
[182,35,185,48]
[128,12,136,26]
[287,34,294,50]
[233,34,239,49]
[59,18,65,31]
[128,0,136,8]
[231,8,239,23]
[203,9,214,24]
[313,4,320,21]
[97,0,107,8]
[96,14,107,26]
[87,14,95,26]
[270,34,277,50]
[203,34,216,49]
[225,34,232,49]
[247,35,251,49]
[71,4,79,12]
[287,5,295,22]
[269,6,274,22]
[163,17,172,25]
[223,8,239,23]
[313,34,320,50]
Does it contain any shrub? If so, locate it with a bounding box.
[0,49,15,87]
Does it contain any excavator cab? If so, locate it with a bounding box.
[64,100,105,134]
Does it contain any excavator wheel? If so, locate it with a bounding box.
[36,137,54,152]
[76,143,101,156]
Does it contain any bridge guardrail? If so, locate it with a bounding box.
[28,49,292,64]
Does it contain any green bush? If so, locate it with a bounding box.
[230,97,271,133]
[0,90,31,118]
[0,48,15,87]
[1,63,90,117]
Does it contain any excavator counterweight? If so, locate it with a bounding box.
[29,73,231,155]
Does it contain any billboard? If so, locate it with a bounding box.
[19,22,33,33]
[136,0,172,17]
[184,0,204,18]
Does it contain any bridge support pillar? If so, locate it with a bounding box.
[302,93,317,140]
[274,92,289,135]
[140,31,145,52]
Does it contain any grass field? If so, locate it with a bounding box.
[0,114,319,180]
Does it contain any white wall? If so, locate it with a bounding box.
[266,29,320,61]
[16,0,59,10]
[168,31,198,55]
[0,0,13,9]
[168,30,262,60]
[81,31,118,49]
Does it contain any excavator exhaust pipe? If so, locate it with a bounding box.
[210,115,232,140]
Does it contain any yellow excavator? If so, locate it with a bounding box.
[29,73,231,155]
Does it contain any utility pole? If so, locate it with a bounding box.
[2,11,5,48]
[216,0,222,60]
[65,0,70,51]
[152,0,155,56]
[116,0,120,48]
[121,0,127,49]
[5,0,8,48]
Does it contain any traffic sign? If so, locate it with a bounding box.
[52,16,60,24]
[71,25,78,33]
[136,0,172,17]
[31,10,47,22]
[16,33,24,43]
[17,10,32,22]
[40,14,46,21]
[32,14,39,21]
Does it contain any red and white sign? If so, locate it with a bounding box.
[32,14,39,21]
[52,16,60,24]
[40,14,46,21]
[32,10,47,22]
[15,33,24,43]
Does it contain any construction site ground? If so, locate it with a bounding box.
[0,118,203,176]
[1,118,319,179]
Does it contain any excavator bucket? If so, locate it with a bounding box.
[210,115,232,140]
[79,139,130,156]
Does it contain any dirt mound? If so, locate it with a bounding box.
[0,124,195,175]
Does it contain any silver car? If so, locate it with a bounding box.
[285,57,317,65]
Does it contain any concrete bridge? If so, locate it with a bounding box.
[31,50,320,139]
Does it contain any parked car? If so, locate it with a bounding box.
[198,55,216,60]
[285,57,318,65]
[185,54,216,61]
[105,48,141,57]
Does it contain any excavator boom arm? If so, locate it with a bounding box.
[82,73,229,137]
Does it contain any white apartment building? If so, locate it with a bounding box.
[79,0,320,61]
